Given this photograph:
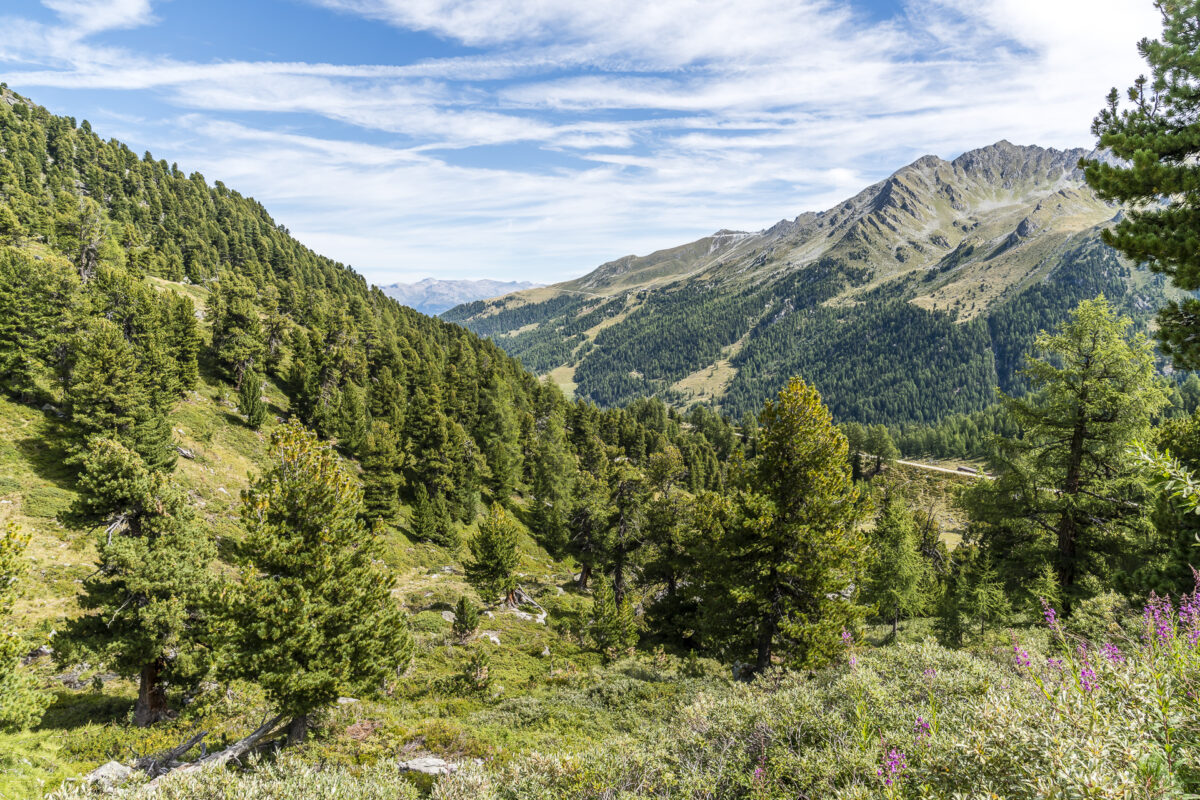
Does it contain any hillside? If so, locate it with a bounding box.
[380,278,541,315]
[446,141,1175,424]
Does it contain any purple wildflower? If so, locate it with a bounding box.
[923,668,936,679]
[913,717,931,739]
[848,655,858,670]
[752,766,764,782]
[877,749,908,787]
[1143,593,1174,645]
[1041,598,1061,636]
[1013,644,1031,668]
[1100,642,1124,664]
[842,627,853,646]
[1180,591,1200,648]
[1080,662,1097,693]
[1047,657,1064,671]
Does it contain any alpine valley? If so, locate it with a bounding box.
[446,141,1175,424]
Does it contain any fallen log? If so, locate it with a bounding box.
[144,714,285,790]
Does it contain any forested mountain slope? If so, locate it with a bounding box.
[446,141,1175,424]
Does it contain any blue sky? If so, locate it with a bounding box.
[0,0,1161,286]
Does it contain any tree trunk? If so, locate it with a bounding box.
[754,613,777,675]
[891,607,899,641]
[577,563,591,590]
[613,545,627,607]
[134,659,172,727]
[286,715,309,746]
[1056,417,1088,615]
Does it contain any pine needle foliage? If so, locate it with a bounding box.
[225,420,413,735]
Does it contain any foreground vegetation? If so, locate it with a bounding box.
[3,1,1200,797]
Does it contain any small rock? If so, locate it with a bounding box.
[398,756,457,775]
[84,761,133,790]
[336,696,359,705]
[175,446,196,460]
[216,487,228,495]
[541,646,551,657]
[556,587,565,595]
[513,610,533,622]
[480,631,501,645]
[22,644,52,665]
[484,611,494,618]
[441,610,456,623]
[441,565,454,574]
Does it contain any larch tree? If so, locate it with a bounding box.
[962,298,1168,613]
[716,377,866,673]
[225,421,412,744]
[865,494,926,640]
[56,438,215,726]
[1082,0,1200,368]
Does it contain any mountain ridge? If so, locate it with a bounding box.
[379,277,541,315]
[445,141,1169,423]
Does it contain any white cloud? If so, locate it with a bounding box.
[0,0,1167,283]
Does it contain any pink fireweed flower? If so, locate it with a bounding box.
[877,749,908,787]
[1143,593,1174,645]
[1100,642,1125,664]
[1013,644,1031,668]
[1041,598,1061,636]
[1180,591,1200,647]
[1080,662,1098,693]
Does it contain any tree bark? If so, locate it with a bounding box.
[286,714,309,746]
[134,659,172,727]
[1056,416,1087,615]
[892,607,899,641]
[577,563,591,590]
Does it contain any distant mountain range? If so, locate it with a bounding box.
[379,278,540,315]
[445,141,1175,425]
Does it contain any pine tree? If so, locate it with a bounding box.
[410,484,458,548]
[0,522,50,731]
[225,421,413,743]
[466,503,520,606]
[238,367,267,429]
[962,298,1168,612]
[56,438,215,726]
[590,573,637,660]
[210,275,265,387]
[713,377,866,672]
[452,595,479,643]
[530,402,573,555]
[567,470,610,590]
[1082,2,1200,368]
[360,420,405,523]
[606,460,645,607]
[865,495,926,640]
[477,368,521,503]
[65,317,175,470]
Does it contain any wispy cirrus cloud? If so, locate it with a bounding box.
[0,0,1164,283]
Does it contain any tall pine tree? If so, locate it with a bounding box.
[225,421,412,743]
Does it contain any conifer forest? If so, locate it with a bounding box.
[3,2,1200,798]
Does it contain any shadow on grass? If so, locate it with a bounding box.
[15,428,76,492]
[37,690,134,730]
